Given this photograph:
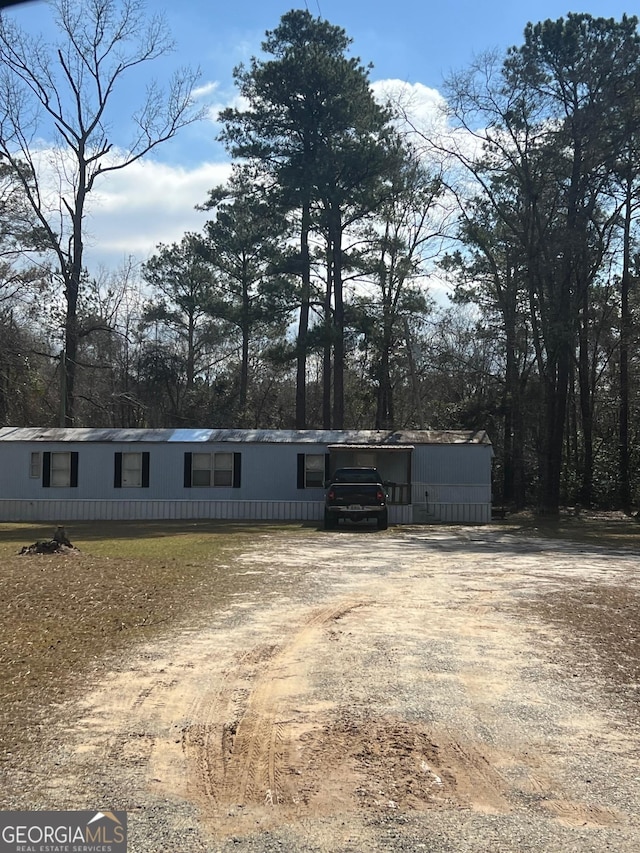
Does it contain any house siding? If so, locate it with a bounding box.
[0,429,492,524]
[0,498,414,524]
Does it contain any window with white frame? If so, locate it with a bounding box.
[42,451,78,488]
[30,451,41,479]
[304,454,325,488]
[192,452,234,487]
[51,452,72,487]
[114,451,149,488]
[122,452,143,487]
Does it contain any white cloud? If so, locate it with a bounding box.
[202,91,251,125]
[192,80,220,100]
[26,78,465,282]
[372,79,449,139]
[191,80,229,122]
[11,141,232,273]
[371,78,483,167]
[83,81,456,279]
[84,159,232,269]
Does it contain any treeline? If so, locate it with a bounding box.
[1,4,640,514]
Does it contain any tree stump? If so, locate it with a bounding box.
[19,526,76,555]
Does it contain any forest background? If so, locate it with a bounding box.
[1,0,640,515]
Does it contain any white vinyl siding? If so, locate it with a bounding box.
[0,429,492,524]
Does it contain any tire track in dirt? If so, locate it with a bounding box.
[26,528,639,851]
[441,732,513,813]
[179,642,279,811]
[183,599,368,818]
[182,591,521,829]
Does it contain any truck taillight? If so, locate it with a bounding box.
[328,488,335,500]
[376,488,384,500]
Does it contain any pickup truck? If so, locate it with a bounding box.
[323,467,388,530]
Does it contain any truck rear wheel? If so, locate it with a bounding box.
[324,510,337,530]
[377,510,388,531]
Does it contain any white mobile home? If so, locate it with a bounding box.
[0,427,493,524]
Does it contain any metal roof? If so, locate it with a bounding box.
[327,444,414,451]
[0,427,492,446]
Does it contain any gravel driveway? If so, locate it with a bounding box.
[5,525,640,852]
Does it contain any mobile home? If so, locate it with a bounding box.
[0,427,493,524]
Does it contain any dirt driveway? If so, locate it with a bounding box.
[8,525,640,852]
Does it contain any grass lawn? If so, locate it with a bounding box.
[0,520,314,761]
[499,508,640,548]
[502,511,640,709]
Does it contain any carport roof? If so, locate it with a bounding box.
[0,427,492,446]
[327,444,414,451]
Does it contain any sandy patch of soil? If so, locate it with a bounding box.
[4,526,640,852]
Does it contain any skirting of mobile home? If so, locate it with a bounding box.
[0,427,493,525]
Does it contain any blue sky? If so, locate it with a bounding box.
[7,0,638,272]
[169,0,636,91]
[143,0,638,166]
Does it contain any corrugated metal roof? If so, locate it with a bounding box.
[327,444,414,451]
[0,427,176,442]
[0,427,492,445]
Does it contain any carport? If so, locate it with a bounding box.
[327,444,413,505]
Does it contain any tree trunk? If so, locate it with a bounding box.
[375,316,394,429]
[330,208,344,428]
[403,319,424,427]
[577,279,593,507]
[322,245,332,428]
[61,159,87,427]
[619,177,632,512]
[62,275,80,427]
[502,282,518,506]
[295,200,311,429]
[239,263,250,424]
[538,159,581,514]
[186,314,195,391]
[539,270,573,515]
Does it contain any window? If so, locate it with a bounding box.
[192,452,212,486]
[191,452,233,486]
[42,451,78,488]
[51,452,71,487]
[304,454,325,487]
[114,452,150,488]
[184,452,241,488]
[297,453,328,489]
[30,452,41,479]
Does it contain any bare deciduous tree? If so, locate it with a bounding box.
[0,0,204,424]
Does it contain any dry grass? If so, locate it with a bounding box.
[505,512,640,715]
[499,508,640,549]
[0,521,313,762]
[532,584,640,694]
[2,515,639,765]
